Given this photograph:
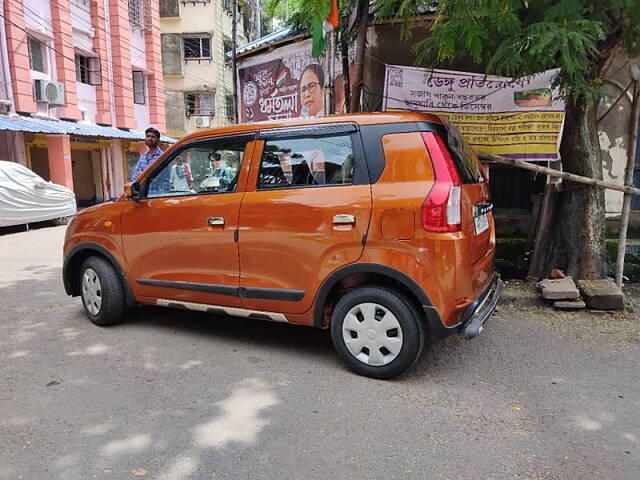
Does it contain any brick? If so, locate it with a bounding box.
[553,299,586,310]
[538,277,580,300]
[577,279,625,311]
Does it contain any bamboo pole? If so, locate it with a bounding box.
[477,152,640,197]
[615,69,640,287]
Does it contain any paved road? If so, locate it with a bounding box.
[1,225,639,480]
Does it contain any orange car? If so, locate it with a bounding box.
[62,112,501,379]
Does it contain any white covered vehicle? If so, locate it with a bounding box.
[0,160,76,227]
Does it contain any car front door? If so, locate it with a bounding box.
[237,124,372,315]
[120,135,254,307]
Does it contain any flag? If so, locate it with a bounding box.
[324,0,339,32]
[311,0,338,57]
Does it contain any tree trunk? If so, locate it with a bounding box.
[548,95,608,279]
[340,27,351,113]
[349,0,369,113]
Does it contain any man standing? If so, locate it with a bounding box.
[130,127,163,181]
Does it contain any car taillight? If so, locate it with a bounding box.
[421,132,462,232]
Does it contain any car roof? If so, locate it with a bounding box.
[176,112,443,146]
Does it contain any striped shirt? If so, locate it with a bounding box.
[131,147,163,181]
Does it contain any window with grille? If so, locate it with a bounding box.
[28,38,46,73]
[221,0,232,14]
[225,94,234,120]
[133,71,146,105]
[75,54,98,85]
[185,93,214,116]
[183,36,211,60]
[128,0,145,30]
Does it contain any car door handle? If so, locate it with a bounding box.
[207,217,225,226]
[332,214,355,225]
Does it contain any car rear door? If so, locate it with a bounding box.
[237,124,372,315]
[120,135,255,307]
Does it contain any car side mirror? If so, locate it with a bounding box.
[124,182,141,201]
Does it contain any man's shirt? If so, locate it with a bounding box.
[131,147,163,181]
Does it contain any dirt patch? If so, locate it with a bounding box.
[496,280,640,348]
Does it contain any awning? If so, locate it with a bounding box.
[0,114,176,143]
[226,27,300,58]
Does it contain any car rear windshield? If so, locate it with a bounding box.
[438,118,484,184]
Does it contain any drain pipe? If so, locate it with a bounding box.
[103,0,117,125]
[0,1,15,112]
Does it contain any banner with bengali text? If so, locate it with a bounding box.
[383,65,565,161]
[237,39,352,123]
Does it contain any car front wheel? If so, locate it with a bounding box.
[330,286,425,379]
[80,256,125,326]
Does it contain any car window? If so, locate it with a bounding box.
[440,118,484,183]
[257,134,354,189]
[146,140,247,198]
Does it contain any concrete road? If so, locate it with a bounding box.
[1,225,639,480]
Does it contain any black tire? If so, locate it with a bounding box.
[330,286,425,379]
[52,216,71,225]
[79,256,125,326]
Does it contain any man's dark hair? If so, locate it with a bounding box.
[145,127,161,140]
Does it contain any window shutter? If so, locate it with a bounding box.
[89,57,102,86]
[161,34,183,75]
[159,0,179,18]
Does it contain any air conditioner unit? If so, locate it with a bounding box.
[33,80,65,106]
[194,116,210,128]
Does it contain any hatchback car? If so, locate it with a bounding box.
[63,112,501,379]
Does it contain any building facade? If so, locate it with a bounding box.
[159,0,248,137]
[0,0,169,205]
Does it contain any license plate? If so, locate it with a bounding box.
[474,213,489,235]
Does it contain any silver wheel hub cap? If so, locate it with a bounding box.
[82,268,102,316]
[342,302,403,366]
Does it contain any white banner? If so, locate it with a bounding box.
[383,65,565,161]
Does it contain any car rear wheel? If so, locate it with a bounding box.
[330,286,424,379]
[80,256,125,326]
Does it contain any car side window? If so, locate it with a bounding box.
[146,140,247,198]
[258,134,354,189]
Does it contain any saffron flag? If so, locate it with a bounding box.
[324,0,339,31]
[312,0,338,57]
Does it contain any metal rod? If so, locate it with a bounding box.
[232,0,238,123]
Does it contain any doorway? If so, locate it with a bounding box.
[71,149,103,207]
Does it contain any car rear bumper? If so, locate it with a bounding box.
[461,275,503,339]
[423,274,502,339]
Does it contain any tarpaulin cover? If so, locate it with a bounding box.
[0,160,76,227]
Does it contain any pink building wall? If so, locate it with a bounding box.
[3,0,36,114]
[145,2,166,132]
[1,0,167,198]
[90,0,112,125]
[50,0,81,120]
[3,0,165,130]
[108,0,136,129]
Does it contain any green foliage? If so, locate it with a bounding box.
[410,0,638,99]
[283,0,638,98]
